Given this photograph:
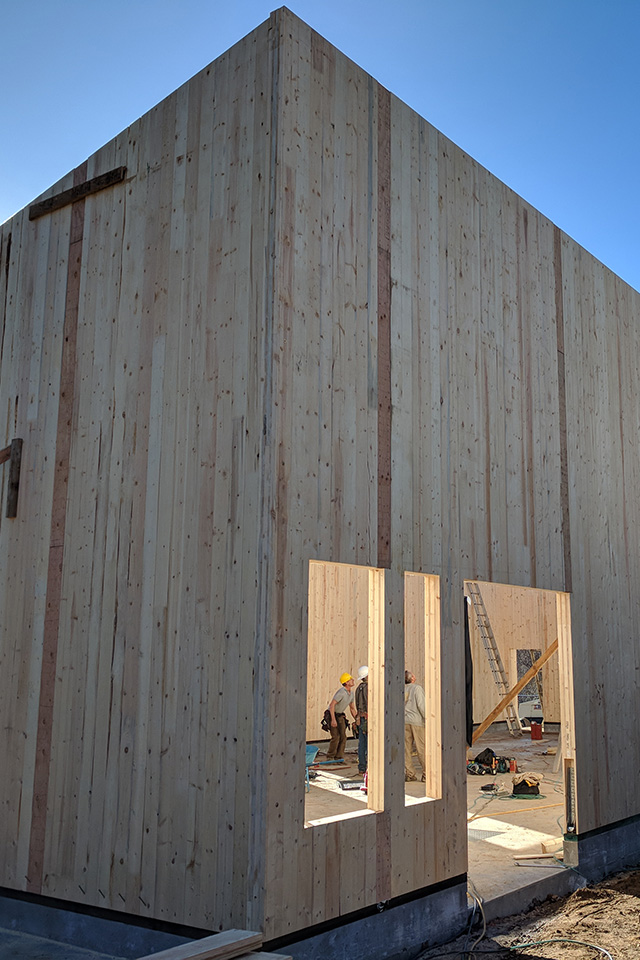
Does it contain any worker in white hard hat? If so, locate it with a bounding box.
[354,665,369,774]
[325,673,357,761]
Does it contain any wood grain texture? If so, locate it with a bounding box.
[376,87,392,570]
[2,3,640,944]
[559,240,640,832]
[27,160,88,893]
[1,12,277,930]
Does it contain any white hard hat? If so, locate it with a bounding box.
[357,665,369,679]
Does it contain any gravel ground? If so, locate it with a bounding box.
[418,867,640,959]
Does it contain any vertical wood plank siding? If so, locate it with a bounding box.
[1,5,640,944]
[1,16,276,929]
[554,227,572,594]
[27,162,88,893]
[376,88,392,569]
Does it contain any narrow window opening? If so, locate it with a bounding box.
[404,572,442,805]
[304,560,384,827]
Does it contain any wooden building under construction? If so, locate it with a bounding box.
[2,6,640,955]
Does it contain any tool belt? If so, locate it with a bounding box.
[321,710,350,732]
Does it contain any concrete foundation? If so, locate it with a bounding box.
[0,881,468,960]
[0,890,189,959]
[564,815,640,882]
[265,878,469,960]
[477,867,586,923]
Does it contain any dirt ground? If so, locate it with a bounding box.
[420,868,640,959]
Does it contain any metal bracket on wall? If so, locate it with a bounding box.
[564,758,577,834]
[0,438,23,517]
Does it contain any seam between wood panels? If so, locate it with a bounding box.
[554,227,572,594]
[377,87,392,569]
[247,8,281,928]
[375,86,393,902]
[1,230,12,365]
[27,161,88,893]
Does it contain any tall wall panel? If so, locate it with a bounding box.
[0,16,277,931]
[262,13,467,937]
[561,245,640,832]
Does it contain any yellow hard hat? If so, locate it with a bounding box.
[340,672,353,685]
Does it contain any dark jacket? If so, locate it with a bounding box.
[355,678,368,716]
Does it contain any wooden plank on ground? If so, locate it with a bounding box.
[137,930,263,960]
[512,853,557,861]
[541,837,564,854]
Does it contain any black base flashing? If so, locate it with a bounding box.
[564,810,640,844]
[0,885,212,943]
[264,873,468,951]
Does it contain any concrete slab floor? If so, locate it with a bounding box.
[305,724,569,916]
[467,724,569,914]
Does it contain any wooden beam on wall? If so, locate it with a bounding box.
[6,438,23,517]
[0,438,23,517]
[28,166,127,220]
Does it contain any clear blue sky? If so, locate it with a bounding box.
[2,1,639,292]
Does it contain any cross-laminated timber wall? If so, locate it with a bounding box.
[1,3,640,946]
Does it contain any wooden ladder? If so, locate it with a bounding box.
[467,581,522,737]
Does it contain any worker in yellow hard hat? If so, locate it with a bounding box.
[325,672,357,761]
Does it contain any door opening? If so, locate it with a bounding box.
[464,580,574,903]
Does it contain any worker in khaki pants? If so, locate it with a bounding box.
[326,673,357,761]
[404,670,427,782]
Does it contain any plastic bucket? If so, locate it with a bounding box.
[530,720,542,740]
